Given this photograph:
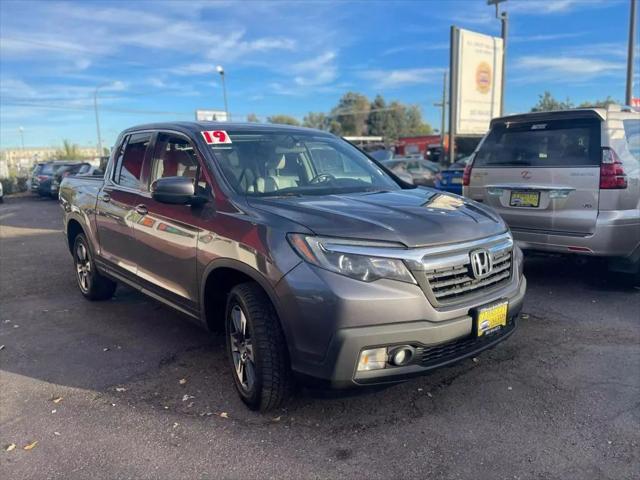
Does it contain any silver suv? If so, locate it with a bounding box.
[463,106,640,277]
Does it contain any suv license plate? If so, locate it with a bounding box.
[476,302,508,337]
[510,191,540,207]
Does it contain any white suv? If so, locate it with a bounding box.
[463,105,640,279]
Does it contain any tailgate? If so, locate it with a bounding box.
[467,116,602,235]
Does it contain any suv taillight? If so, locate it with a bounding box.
[462,155,475,186]
[600,147,627,189]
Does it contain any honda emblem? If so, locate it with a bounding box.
[469,249,493,279]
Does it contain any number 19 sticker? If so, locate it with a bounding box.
[201,130,232,144]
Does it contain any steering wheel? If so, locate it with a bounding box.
[308,173,336,184]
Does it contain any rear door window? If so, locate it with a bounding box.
[475,118,601,168]
[114,132,151,189]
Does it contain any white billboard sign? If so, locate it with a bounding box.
[452,28,503,135]
[195,109,228,122]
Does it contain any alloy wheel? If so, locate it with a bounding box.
[75,242,92,293]
[229,304,256,392]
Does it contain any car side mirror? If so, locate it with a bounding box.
[151,176,198,205]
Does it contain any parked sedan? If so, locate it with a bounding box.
[381,159,414,184]
[50,162,97,197]
[37,161,83,197]
[384,158,439,187]
[435,156,471,195]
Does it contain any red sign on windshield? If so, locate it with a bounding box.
[201,130,232,144]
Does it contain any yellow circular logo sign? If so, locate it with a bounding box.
[476,62,492,94]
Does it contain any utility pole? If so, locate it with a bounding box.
[488,0,508,116]
[18,126,24,151]
[433,71,447,165]
[626,0,637,105]
[448,26,458,165]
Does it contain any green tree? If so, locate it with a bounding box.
[330,92,370,136]
[302,112,328,130]
[578,96,618,108]
[56,140,86,160]
[531,91,574,112]
[266,114,300,126]
[246,113,260,122]
[403,105,433,136]
[367,95,387,137]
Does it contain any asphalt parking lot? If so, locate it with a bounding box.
[1,194,638,480]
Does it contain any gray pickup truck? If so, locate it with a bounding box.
[60,122,526,411]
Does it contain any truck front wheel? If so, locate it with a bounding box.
[225,282,293,411]
[73,234,117,301]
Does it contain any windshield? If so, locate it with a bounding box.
[209,131,400,196]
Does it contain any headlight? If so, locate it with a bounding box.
[288,234,416,284]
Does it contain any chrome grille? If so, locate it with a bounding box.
[419,246,513,306]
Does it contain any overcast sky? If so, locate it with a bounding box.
[0,0,636,148]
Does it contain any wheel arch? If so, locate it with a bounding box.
[66,217,85,253]
[200,259,293,354]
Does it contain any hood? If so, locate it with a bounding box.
[248,188,506,247]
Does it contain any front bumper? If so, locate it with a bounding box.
[276,253,526,388]
[306,276,524,388]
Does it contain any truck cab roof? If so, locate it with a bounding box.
[120,121,332,137]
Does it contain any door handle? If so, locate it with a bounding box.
[135,204,148,215]
[99,192,111,202]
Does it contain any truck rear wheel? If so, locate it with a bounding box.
[73,234,117,301]
[225,282,293,411]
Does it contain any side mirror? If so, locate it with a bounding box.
[151,176,196,205]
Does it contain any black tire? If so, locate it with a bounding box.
[225,282,293,411]
[73,233,117,301]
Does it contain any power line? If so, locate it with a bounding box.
[1,101,191,116]
[1,36,150,68]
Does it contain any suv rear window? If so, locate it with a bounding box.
[475,118,601,168]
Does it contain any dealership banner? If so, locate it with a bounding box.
[450,27,503,136]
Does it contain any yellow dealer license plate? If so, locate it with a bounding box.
[476,302,508,337]
[510,191,540,208]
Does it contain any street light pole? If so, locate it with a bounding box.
[626,0,637,105]
[18,126,24,151]
[93,83,110,157]
[216,65,229,121]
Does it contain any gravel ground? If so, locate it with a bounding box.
[1,194,638,480]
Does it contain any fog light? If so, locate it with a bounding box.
[357,348,387,371]
[389,346,415,366]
